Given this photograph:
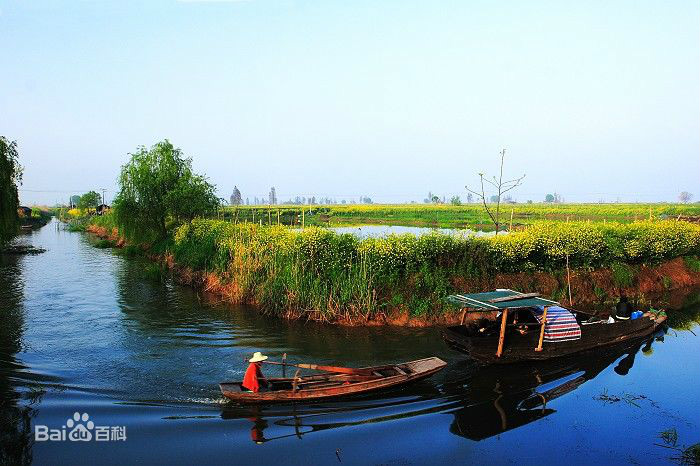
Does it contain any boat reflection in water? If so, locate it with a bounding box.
[221,330,666,444]
[447,330,664,440]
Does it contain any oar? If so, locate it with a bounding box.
[263,360,371,375]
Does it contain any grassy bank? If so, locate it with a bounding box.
[18,206,52,229]
[221,203,700,229]
[162,218,700,321]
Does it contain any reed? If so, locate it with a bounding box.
[168,218,700,319]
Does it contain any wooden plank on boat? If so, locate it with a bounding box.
[535,306,549,352]
[263,360,371,375]
[496,308,509,357]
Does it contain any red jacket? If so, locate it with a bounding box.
[242,363,265,392]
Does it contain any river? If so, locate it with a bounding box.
[1,220,698,466]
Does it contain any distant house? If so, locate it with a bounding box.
[17,206,32,218]
[96,204,111,216]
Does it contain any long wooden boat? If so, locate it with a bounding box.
[442,289,667,364]
[219,357,447,403]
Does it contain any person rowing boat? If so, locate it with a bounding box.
[242,352,270,393]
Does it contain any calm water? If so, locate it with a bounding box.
[328,225,498,238]
[1,220,698,466]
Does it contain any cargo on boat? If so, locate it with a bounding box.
[442,289,667,364]
[219,357,447,403]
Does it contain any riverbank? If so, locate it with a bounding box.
[83,215,700,326]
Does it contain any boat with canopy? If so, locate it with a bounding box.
[442,289,667,364]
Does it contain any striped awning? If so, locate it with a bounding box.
[533,306,582,342]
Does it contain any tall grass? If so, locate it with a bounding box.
[169,219,700,319]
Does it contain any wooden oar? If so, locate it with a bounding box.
[263,360,372,375]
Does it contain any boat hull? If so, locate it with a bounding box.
[443,314,666,364]
[219,357,447,403]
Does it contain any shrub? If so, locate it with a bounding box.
[683,255,700,273]
[611,263,635,287]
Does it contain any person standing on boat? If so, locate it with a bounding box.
[614,296,633,320]
[242,352,269,393]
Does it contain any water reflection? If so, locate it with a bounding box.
[328,225,498,238]
[0,249,34,466]
[446,334,665,441]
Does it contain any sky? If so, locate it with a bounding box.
[1,0,698,205]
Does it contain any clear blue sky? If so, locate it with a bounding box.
[1,0,698,205]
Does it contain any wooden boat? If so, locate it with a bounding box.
[442,289,667,364]
[219,357,447,403]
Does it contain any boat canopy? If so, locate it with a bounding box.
[447,289,559,311]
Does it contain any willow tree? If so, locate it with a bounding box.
[113,140,219,242]
[0,137,22,244]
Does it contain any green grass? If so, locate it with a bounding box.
[81,208,700,321]
[92,238,112,248]
[66,218,89,232]
[166,218,700,319]
[683,255,700,272]
[611,263,635,287]
[221,203,700,229]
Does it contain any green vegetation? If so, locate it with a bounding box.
[0,136,22,243]
[662,276,673,289]
[77,191,101,213]
[611,263,635,287]
[220,203,700,229]
[683,256,700,273]
[74,139,700,322]
[92,238,113,248]
[161,218,700,320]
[113,140,219,242]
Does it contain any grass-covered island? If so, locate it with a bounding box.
[84,212,700,324]
[59,140,700,324]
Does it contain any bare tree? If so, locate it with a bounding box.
[466,149,525,235]
[679,191,693,203]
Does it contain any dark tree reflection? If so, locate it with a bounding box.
[0,253,33,466]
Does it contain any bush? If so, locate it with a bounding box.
[611,263,635,287]
[683,255,700,272]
